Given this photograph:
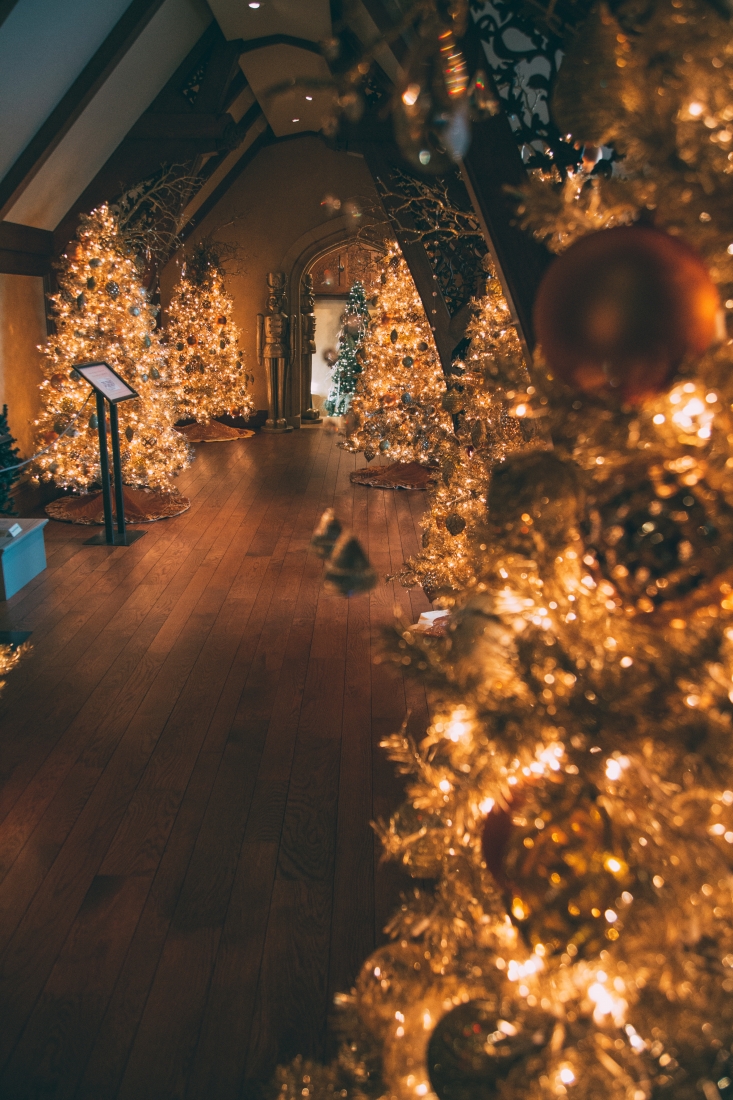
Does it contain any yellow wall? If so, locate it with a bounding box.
[0,273,46,459]
[162,135,382,415]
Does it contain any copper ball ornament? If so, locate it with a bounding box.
[533,226,720,403]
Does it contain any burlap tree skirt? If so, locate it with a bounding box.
[177,421,254,442]
[350,461,438,490]
[46,485,190,525]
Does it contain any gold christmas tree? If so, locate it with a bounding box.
[35,204,190,493]
[274,5,733,1100]
[399,259,535,600]
[343,250,452,464]
[165,243,254,425]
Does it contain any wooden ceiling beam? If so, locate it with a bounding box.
[0,0,168,221]
[0,220,53,276]
[0,0,21,33]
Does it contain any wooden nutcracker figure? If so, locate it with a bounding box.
[257,272,292,433]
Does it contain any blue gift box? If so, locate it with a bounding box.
[0,519,48,600]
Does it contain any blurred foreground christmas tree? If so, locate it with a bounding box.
[275,4,733,1100]
[0,644,24,698]
[35,204,190,496]
[324,281,371,417]
[343,251,451,463]
[165,242,254,426]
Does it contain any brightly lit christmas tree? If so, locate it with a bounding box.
[398,259,535,600]
[35,203,190,494]
[275,4,733,1100]
[165,242,254,425]
[0,645,24,698]
[343,251,451,463]
[324,282,371,417]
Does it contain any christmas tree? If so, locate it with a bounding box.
[35,203,190,493]
[324,281,371,417]
[165,242,254,425]
[0,644,24,698]
[0,406,20,515]
[274,4,733,1100]
[398,259,535,601]
[343,251,452,464]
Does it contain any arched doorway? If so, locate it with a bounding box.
[281,223,385,427]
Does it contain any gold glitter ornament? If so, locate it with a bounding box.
[551,4,630,145]
[427,999,553,1100]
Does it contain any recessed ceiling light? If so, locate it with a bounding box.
[306,95,313,101]
[248,2,260,7]
[292,118,300,122]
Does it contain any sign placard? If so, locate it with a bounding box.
[74,361,138,403]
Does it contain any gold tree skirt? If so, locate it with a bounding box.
[177,421,255,442]
[46,485,191,525]
[350,461,438,490]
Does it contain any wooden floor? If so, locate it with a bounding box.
[0,428,431,1100]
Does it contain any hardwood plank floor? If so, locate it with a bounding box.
[0,429,431,1100]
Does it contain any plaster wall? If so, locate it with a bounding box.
[0,274,46,460]
[161,135,382,417]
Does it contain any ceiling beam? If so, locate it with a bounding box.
[0,221,53,276]
[0,0,168,221]
[459,21,551,350]
[0,0,20,33]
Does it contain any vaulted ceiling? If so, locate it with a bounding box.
[0,0,409,274]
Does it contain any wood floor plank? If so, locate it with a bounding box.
[0,430,429,1098]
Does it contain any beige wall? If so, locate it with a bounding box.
[0,273,46,459]
[161,135,382,416]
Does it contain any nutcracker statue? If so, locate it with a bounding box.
[257,271,292,433]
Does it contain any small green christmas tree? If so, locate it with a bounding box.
[323,281,370,416]
[0,406,20,516]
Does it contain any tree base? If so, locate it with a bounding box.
[176,421,255,442]
[46,486,191,525]
[350,462,438,490]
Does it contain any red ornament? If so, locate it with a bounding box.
[217,316,227,325]
[50,373,65,390]
[187,335,197,346]
[533,226,720,403]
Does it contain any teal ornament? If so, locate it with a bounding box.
[176,342,185,351]
[390,329,398,344]
[418,341,428,352]
[402,356,414,367]
[76,293,85,310]
[48,461,59,474]
[89,258,101,268]
[89,413,98,430]
[143,335,151,348]
[150,367,160,380]
[379,439,390,452]
[70,370,81,381]
[141,373,149,382]
[53,420,66,434]
[125,426,134,442]
[86,277,96,290]
[129,306,140,316]
[105,281,120,299]
[401,393,412,405]
[219,340,226,349]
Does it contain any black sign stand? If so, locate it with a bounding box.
[73,362,146,548]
